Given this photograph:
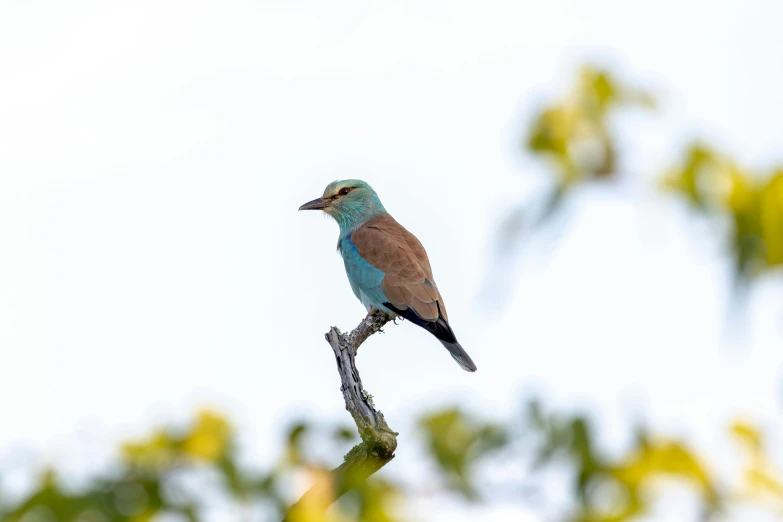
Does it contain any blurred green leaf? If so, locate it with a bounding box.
[663,143,783,281]
[526,65,655,190]
[419,408,507,499]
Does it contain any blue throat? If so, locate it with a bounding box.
[334,196,387,237]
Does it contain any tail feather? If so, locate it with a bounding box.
[383,301,477,372]
[441,340,477,372]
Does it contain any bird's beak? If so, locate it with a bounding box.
[298,197,329,211]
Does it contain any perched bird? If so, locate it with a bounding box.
[299,180,477,372]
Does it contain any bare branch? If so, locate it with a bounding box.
[282,312,397,520]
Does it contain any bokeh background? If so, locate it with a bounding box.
[1,1,782,521]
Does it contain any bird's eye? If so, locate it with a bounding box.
[338,187,352,196]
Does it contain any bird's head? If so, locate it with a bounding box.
[299,179,386,230]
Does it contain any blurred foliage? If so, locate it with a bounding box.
[505,65,656,236]
[525,401,722,522]
[527,65,655,188]
[662,143,783,281]
[418,408,507,499]
[510,65,783,286]
[730,421,783,513]
[0,411,252,522]
[4,406,783,522]
[0,411,401,522]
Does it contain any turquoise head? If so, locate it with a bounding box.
[299,180,387,232]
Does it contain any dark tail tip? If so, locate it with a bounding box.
[441,340,477,372]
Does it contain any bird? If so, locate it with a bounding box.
[299,179,477,372]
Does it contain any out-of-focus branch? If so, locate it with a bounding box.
[283,312,397,521]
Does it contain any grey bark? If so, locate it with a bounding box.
[282,312,397,520]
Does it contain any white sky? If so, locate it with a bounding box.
[1,1,783,520]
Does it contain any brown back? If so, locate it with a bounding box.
[350,214,447,321]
